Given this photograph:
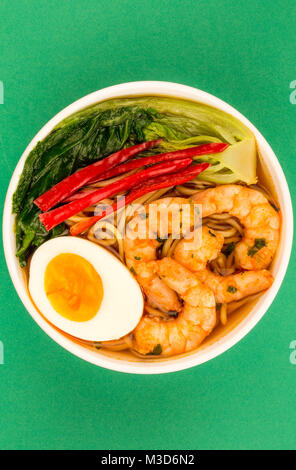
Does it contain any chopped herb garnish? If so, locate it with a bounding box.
[95,344,101,350]
[167,311,178,318]
[209,230,216,237]
[222,242,235,256]
[216,302,222,309]
[130,266,137,275]
[150,344,162,355]
[270,201,280,212]
[157,236,165,243]
[191,253,194,258]
[134,256,141,260]
[248,238,266,257]
[227,285,237,294]
[139,212,149,219]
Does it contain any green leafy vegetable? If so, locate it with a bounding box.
[13,106,157,266]
[13,96,257,266]
[197,138,257,185]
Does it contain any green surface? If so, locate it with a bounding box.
[0,0,295,450]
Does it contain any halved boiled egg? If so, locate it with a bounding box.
[29,237,144,341]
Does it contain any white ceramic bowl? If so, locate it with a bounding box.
[3,81,293,374]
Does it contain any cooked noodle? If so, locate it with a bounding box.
[220,303,228,325]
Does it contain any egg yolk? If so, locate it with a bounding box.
[44,253,103,322]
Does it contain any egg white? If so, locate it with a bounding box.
[29,236,144,341]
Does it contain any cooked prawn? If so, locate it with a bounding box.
[131,258,216,356]
[191,185,280,270]
[124,197,199,312]
[174,225,274,303]
[174,225,224,271]
[195,268,273,304]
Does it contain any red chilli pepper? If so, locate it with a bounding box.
[63,152,191,204]
[64,142,229,203]
[89,142,228,184]
[70,162,210,236]
[39,158,193,232]
[34,139,162,212]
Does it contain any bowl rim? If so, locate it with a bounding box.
[2,80,294,374]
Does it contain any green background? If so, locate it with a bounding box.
[0,0,295,450]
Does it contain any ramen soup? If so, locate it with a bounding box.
[12,97,281,359]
